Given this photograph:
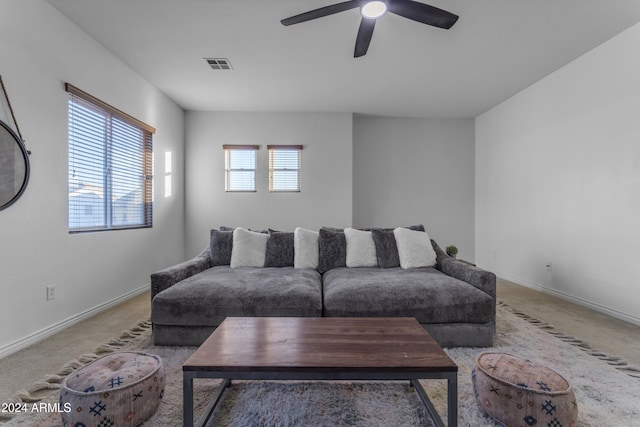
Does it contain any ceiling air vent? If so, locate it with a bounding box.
[205,58,233,70]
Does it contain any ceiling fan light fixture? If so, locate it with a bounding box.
[361,1,387,19]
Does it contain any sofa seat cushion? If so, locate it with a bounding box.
[322,267,493,324]
[151,266,322,326]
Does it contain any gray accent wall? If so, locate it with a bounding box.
[353,117,476,261]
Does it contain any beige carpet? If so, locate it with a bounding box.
[0,291,151,406]
[497,280,640,367]
[2,302,639,426]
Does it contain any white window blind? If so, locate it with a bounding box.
[224,145,258,192]
[268,145,302,192]
[67,83,154,233]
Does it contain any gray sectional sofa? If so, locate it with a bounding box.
[150,226,496,347]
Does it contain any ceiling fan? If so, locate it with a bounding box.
[281,0,459,58]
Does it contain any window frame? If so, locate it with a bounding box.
[268,145,302,193]
[224,145,259,192]
[66,83,155,233]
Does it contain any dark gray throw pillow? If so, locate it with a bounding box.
[210,229,233,266]
[371,224,426,268]
[371,229,400,268]
[264,230,295,267]
[318,227,347,273]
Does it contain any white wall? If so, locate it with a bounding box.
[476,22,640,324]
[0,0,185,354]
[353,117,476,261]
[184,111,353,257]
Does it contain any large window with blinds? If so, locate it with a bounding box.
[224,145,258,192]
[67,83,154,233]
[269,145,302,192]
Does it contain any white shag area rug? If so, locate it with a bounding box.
[2,302,639,426]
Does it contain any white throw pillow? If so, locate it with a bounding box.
[344,228,378,267]
[294,227,319,269]
[230,227,268,268]
[393,227,436,269]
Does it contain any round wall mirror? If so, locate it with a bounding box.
[0,119,30,211]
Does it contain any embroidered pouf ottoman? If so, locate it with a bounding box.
[472,352,578,427]
[60,351,165,426]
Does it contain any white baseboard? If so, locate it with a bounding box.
[496,271,640,327]
[0,285,149,359]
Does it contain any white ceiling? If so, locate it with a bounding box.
[47,0,640,118]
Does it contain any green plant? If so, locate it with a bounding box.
[446,245,458,256]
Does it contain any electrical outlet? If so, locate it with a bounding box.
[545,262,552,272]
[46,285,56,300]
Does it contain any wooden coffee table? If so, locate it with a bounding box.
[183,317,458,427]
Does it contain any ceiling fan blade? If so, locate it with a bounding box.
[388,0,458,29]
[281,0,360,26]
[354,18,376,57]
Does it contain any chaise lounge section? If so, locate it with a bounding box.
[152,265,323,345]
[322,264,495,347]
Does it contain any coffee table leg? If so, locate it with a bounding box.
[448,374,458,427]
[183,373,194,427]
[411,379,445,427]
[184,376,231,427]
[411,376,457,427]
[195,378,231,427]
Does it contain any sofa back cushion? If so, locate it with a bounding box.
[294,227,319,269]
[318,227,347,273]
[371,229,401,268]
[230,227,269,268]
[393,227,437,269]
[210,229,234,266]
[265,230,295,267]
[344,228,378,267]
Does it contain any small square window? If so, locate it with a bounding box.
[268,145,302,192]
[224,145,258,192]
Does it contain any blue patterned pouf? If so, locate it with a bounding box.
[472,352,578,427]
[60,351,165,426]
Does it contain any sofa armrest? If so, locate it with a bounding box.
[431,239,450,269]
[439,258,496,300]
[150,248,212,300]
